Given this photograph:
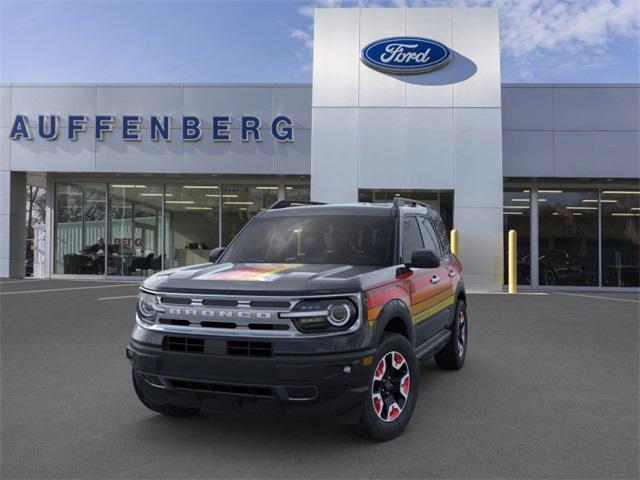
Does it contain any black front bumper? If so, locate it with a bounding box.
[127,338,376,423]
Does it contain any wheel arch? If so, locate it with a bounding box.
[371,299,415,347]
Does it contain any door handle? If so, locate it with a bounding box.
[431,275,441,284]
[449,269,457,278]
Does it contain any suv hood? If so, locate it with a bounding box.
[143,262,390,296]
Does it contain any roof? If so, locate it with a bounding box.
[262,201,433,217]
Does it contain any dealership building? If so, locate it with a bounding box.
[1,7,638,290]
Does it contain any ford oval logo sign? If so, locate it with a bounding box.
[361,37,451,75]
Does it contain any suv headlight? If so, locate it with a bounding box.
[136,291,158,325]
[282,298,358,333]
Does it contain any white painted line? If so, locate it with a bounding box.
[468,291,549,295]
[0,283,139,296]
[0,279,53,285]
[556,292,640,304]
[98,295,138,301]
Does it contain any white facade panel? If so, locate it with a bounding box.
[553,86,640,131]
[183,137,274,174]
[0,128,10,171]
[554,131,640,178]
[312,9,360,107]
[358,8,406,107]
[11,86,97,127]
[502,131,554,177]
[311,108,358,202]
[274,130,311,175]
[96,86,184,129]
[95,134,184,173]
[502,87,553,131]
[405,8,454,108]
[0,87,11,128]
[404,108,454,189]
[272,87,313,130]
[10,130,96,172]
[452,8,501,108]
[453,108,503,208]
[453,206,503,288]
[358,109,406,187]
[183,86,273,129]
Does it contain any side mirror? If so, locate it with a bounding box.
[408,250,440,269]
[208,247,225,263]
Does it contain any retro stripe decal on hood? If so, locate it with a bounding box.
[197,263,302,282]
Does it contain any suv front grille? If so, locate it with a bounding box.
[169,379,274,397]
[227,341,272,357]
[163,336,204,353]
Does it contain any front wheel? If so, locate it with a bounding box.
[353,333,419,442]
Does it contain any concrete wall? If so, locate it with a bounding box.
[502,84,640,178]
[311,7,504,289]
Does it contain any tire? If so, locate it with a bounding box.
[434,300,467,370]
[543,268,557,286]
[353,333,419,442]
[132,371,200,418]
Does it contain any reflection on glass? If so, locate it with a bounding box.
[602,190,640,287]
[503,189,531,285]
[54,183,106,274]
[358,189,454,231]
[285,185,310,201]
[108,184,162,276]
[165,185,220,268]
[221,185,278,246]
[538,189,598,286]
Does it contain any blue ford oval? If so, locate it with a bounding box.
[361,36,451,75]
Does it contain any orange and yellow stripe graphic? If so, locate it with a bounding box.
[202,263,300,282]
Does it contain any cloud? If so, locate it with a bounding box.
[288,0,640,81]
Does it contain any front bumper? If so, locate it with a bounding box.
[127,337,376,422]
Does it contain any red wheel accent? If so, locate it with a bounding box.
[400,373,410,398]
[374,358,386,380]
[387,403,401,421]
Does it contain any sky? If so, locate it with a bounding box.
[1,0,639,84]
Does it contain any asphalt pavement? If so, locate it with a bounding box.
[1,279,638,479]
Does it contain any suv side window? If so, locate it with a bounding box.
[419,217,442,258]
[402,217,424,264]
[434,217,450,254]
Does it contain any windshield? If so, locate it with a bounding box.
[221,215,395,266]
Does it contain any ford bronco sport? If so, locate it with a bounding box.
[127,198,467,441]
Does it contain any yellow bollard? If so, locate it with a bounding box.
[508,229,517,294]
[450,229,459,257]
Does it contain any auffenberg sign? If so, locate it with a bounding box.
[8,114,295,142]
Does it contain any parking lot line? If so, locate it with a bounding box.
[557,292,640,304]
[0,283,139,296]
[98,294,139,301]
[0,279,53,285]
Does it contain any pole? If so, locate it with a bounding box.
[508,229,517,293]
[450,229,459,257]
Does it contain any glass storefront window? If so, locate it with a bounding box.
[285,185,310,201]
[601,190,640,287]
[503,189,531,285]
[165,185,220,269]
[538,189,599,286]
[108,184,162,276]
[54,183,106,274]
[221,185,278,246]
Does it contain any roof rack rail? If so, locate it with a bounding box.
[391,197,430,209]
[269,200,326,210]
